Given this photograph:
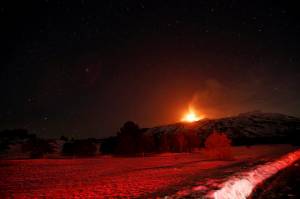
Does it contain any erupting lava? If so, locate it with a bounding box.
[181,106,203,122]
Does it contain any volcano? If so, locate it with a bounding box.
[145,111,300,146]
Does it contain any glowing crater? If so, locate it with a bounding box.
[181,106,203,122]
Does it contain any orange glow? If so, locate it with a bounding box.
[181,106,203,122]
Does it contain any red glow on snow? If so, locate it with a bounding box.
[207,149,300,199]
[1,145,298,198]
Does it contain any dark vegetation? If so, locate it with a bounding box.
[100,121,200,155]
[100,118,300,156]
[204,131,233,160]
[62,139,98,156]
[0,129,57,158]
[0,129,36,153]
[1,113,300,158]
[22,138,55,158]
[0,129,100,157]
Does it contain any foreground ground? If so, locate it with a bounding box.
[251,159,300,199]
[0,145,297,198]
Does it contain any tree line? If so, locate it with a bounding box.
[101,121,200,155]
[1,120,299,158]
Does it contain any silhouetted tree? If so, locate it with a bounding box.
[100,136,118,154]
[185,130,200,152]
[116,121,141,155]
[0,129,35,153]
[136,133,155,154]
[204,131,233,160]
[75,140,97,156]
[159,133,170,152]
[22,138,55,158]
[62,140,97,156]
[169,132,187,152]
[62,142,74,156]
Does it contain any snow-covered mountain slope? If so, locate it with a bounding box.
[145,111,300,145]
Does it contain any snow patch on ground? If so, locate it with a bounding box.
[0,145,297,198]
[207,149,300,199]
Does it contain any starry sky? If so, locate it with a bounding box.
[1,1,300,138]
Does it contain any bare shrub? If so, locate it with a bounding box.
[204,131,233,160]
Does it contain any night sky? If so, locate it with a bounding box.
[1,1,300,138]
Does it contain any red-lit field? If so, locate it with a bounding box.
[0,145,297,198]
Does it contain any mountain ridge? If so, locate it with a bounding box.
[145,111,300,145]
